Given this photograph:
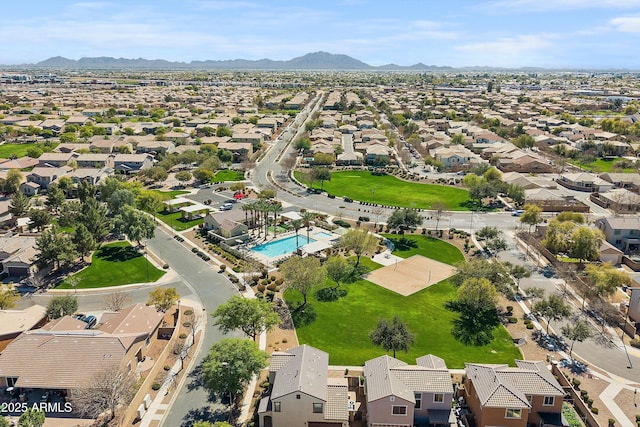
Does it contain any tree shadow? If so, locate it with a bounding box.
[97,245,142,262]
[314,287,347,302]
[386,236,418,251]
[289,303,317,327]
[186,361,205,392]
[181,407,229,427]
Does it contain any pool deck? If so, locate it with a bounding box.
[247,227,340,266]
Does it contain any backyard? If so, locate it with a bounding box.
[294,170,470,210]
[57,241,165,289]
[0,142,59,158]
[285,235,521,367]
[571,158,636,173]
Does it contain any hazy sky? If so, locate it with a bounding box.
[2,0,640,68]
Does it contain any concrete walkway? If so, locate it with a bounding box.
[599,382,635,427]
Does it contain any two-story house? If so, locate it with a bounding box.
[259,345,349,427]
[113,153,153,173]
[595,216,640,253]
[463,361,565,427]
[364,354,454,427]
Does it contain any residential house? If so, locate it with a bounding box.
[497,153,553,174]
[557,172,613,193]
[37,152,78,167]
[69,168,113,186]
[26,166,69,190]
[113,153,153,173]
[365,144,391,165]
[19,181,40,197]
[0,303,164,395]
[599,173,640,192]
[39,119,65,135]
[432,146,474,171]
[75,153,114,169]
[0,305,47,352]
[364,354,454,427]
[135,140,176,155]
[217,141,253,163]
[590,188,640,213]
[599,240,623,265]
[0,236,38,277]
[204,210,249,244]
[0,157,39,170]
[463,361,565,427]
[232,132,264,146]
[595,216,640,253]
[258,345,349,427]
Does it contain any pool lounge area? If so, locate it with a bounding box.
[248,227,341,265]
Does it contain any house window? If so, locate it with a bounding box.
[313,403,323,413]
[526,395,532,404]
[505,408,522,419]
[433,393,444,403]
[614,230,621,235]
[544,396,555,406]
[296,394,300,400]
[273,402,281,412]
[415,392,422,409]
[392,406,407,415]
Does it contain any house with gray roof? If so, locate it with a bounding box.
[258,345,348,427]
[364,354,454,427]
[595,216,640,254]
[463,361,565,427]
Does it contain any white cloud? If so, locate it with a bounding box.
[610,16,640,32]
[456,34,554,54]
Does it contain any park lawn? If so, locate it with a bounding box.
[214,169,245,182]
[295,170,470,210]
[382,234,465,265]
[0,142,59,159]
[571,158,635,173]
[155,210,204,231]
[57,241,164,289]
[286,237,520,367]
[149,189,189,201]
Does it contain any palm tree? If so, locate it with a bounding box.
[291,219,303,252]
[256,200,270,239]
[241,203,252,230]
[271,202,283,238]
[301,211,315,243]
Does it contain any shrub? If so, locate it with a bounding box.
[261,279,269,286]
[572,378,581,388]
[183,322,191,328]
[275,278,284,285]
[270,276,276,282]
[255,291,264,299]
[526,323,534,329]
[636,415,640,422]
[591,407,598,414]
[179,333,187,339]
[191,247,198,253]
[333,219,351,228]
[219,264,227,272]
[151,383,161,391]
[260,380,270,389]
[184,309,193,316]
[282,338,288,343]
[163,264,169,269]
[580,390,588,397]
[163,365,171,371]
[506,306,513,313]
[608,419,615,426]
[509,317,517,323]
[587,398,594,407]
[267,283,277,292]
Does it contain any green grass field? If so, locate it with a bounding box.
[155,210,204,231]
[0,142,59,159]
[571,158,636,173]
[295,170,470,210]
[286,235,520,367]
[214,169,245,182]
[57,241,165,289]
[382,234,465,265]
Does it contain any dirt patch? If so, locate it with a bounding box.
[613,386,640,425]
[365,254,456,296]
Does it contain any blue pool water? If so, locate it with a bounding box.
[251,235,315,258]
[313,231,334,239]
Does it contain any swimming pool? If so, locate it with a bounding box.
[313,231,335,239]
[251,235,315,258]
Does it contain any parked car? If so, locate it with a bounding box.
[219,203,233,211]
[84,315,97,329]
[511,209,525,217]
[73,313,86,321]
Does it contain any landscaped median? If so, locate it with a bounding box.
[294,170,471,210]
[57,241,165,289]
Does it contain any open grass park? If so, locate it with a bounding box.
[57,241,165,289]
[294,170,470,210]
[0,142,59,159]
[571,158,636,173]
[154,210,204,231]
[285,234,522,367]
[214,169,245,182]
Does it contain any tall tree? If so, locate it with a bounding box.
[585,263,631,299]
[280,256,327,309]
[431,202,447,232]
[46,295,78,319]
[71,367,134,422]
[8,191,29,217]
[79,198,110,243]
[301,211,315,242]
[202,338,268,406]
[3,169,22,194]
[324,255,351,288]
[339,229,378,267]
[212,296,280,341]
[147,287,179,312]
[520,204,542,233]
[369,316,415,358]
[102,291,131,312]
[270,201,283,238]
[561,319,591,358]
[28,208,51,232]
[77,181,96,203]
[73,224,96,263]
[136,190,164,216]
[107,188,136,216]
[445,278,500,346]
[45,184,65,213]
[387,208,423,233]
[291,219,303,250]
[569,226,603,264]
[33,226,77,270]
[112,206,155,246]
[310,167,331,190]
[533,294,571,334]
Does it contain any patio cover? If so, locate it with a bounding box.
[302,240,332,254]
[281,211,302,221]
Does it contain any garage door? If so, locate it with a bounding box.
[7,266,29,277]
[308,423,343,427]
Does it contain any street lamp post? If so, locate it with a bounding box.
[236,240,245,289]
